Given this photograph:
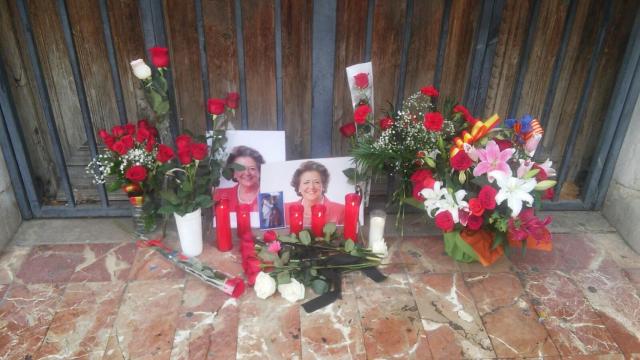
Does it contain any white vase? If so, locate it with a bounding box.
[174,208,203,257]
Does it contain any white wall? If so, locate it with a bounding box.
[0,145,22,249]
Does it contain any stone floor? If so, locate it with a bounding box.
[0,212,639,359]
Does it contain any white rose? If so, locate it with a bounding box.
[130,59,152,80]
[254,271,276,299]
[277,278,305,303]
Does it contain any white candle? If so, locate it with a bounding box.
[368,210,387,256]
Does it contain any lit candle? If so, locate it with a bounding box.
[343,193,361,242]
[368,209,387,255]
[215,198,232,251]
[289,203,304,235]
[311,203,327,238]
[236,203,252,239]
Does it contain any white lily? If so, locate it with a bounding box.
[420,181,448,217]
[490,171,536,217]
[435,189,468,223]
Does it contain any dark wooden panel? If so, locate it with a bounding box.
[202,0,241,129]
[165,0,205,134]
[331,0,368,156]
[25,0,83,158]
[242,0,276,129]
[66,0,119,136]
[439,0,481,103]
[482,0,532,118]
[281,0,312,160]
[371,0,406,116]
[403,0,444,97]
[0,0,58,196]
[107,0,148,122]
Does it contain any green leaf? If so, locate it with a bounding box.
[181,181,193,193]
[159,190,180,205]
[323,223,337,236]
[221,167,234,181]
[299,230,311,245]
[147,89,162,109]
[402,196,425,210]
[342,168,357,182]
[155,100,170,115]
[311,279,329,294]
[425,157,436,168]
[350,249,360,256]
[158,205,176,215]
[344,239,355,252]
[492,231,505,250]
[280,250,290,264]
[278,235,298,244]
[258,248,277,262]
[276,271,291,285]
[309,268,318,276]
[443,230,478,263]
[273,257,283,267]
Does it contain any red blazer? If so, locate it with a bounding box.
[284,196,345,226]
[213,184,258,212]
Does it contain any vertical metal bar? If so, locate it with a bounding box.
[310,0,337,157]
[234,0,248,129]
[275,0,284,131]
[99,0,127,126]
[584,7,640,208]
[194,0,211,131]
[553,1,613,201]
[0,64,34,219]
[364,0,375,61]
[464,0,495,109]
[433,0,452,89]
[508,0,540,119]
[539,0,577,130]
[57,0,109,208]
[395,0,413,110]
[16,0,75,207]
[474,0,505,117]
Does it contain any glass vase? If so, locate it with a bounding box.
[130,195,158,235]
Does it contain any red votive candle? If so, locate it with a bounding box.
[236,203,252,239]
[289,203,304,235]
[215,198,232,251]
[343,193,361,242]
[311,203,327,238]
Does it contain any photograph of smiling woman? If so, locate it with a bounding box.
[213,145,263,211]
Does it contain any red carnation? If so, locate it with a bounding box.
[226,92,240,109]
[125,165,147,183]
[478,185,497,210]
[339,122,356,137]
[468,198,485,216]
[137,119,150,129]
[434,211,455,232]
[410,169,434,184]
[423,112,444,131]
[467,215,484,230]
[111,125,125,138]
[178,148,192,165]
[156,144,174,163]
[124,124,136,136]
[353,72,369,89]
[263,230,278,243]
[379,117,394,130]
[175,134,192,150]
[98,129,110,141]
[453,104,477,125]
[353,104,371,124]
[136,127,151,143]
[149,47,170,68]
[450,150,473,171]
[191,143,208,161]
[420,85,439,97]
[207,98,226,115]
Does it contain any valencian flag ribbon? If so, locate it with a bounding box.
[450,114,500,157]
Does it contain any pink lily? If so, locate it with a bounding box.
[473,140,515,180]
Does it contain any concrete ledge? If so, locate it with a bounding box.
[603,181,640,253]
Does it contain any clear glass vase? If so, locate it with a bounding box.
[130,195,158,235]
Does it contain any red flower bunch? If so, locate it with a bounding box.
[423,112,444,132]
[98,119,159,156]
[354,104,372,124]
[240,233,261,285]
[208,92,240,118]
[420,85,439,97]
[175,134,208,165]
[410,169,435,201]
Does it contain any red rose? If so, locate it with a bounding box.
[136,127,151,143]
[149,47,169,68]
[353,104,371,124]
[423,112,444,131]
[175,134,192,151]
[450,150,473,171]
[111,125,125,138]
[263,230,278,243]
[112,141,127,155]
[125,165,147,182]
[467,215,484,230]
[137,119,150,129]
[191,143,208,161]
[225,277,245,298]
[178,148,192,165]
[453,104,477,124]
[243,256,261,285]
[145,137,156,152]
[124,124,136,136]
[156,144,174,163]
[353,72,369,89]
[98,129,110,141]
[542,187,554,200]
[494,139,513,152]
[379,117,394,130]
[226,92,240,109]
[478,185,497,210]
[533,164,548,181]
[434,211,455,232]
[99,130,115,148]
[207,98,226,115]
[468,198,485,216]
[410,169,433,184]
[339,122,356,137]
[120,135,134,151]
[420,85,439,97]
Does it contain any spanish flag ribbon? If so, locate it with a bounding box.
[129,195,144,206]
[450,114,500,156]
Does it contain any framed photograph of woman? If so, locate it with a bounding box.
[260,157,364,228]
[209,130,286,227]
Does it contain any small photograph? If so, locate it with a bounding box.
[258,192,285,230]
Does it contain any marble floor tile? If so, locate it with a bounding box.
[623,268,640,289]
[128,246,187,281]
[68,243,137,283]
[16,244,89,283]
[458,254,514,273]
[464,272,559,358]
[171,278,240,360]
[397,236,459,274]
[589,233,640,269]
[408,272,495,359]
[0,245,31,284]
[522,270,621,356]
[0,283,65,359]
[236,291,302,360]
[33,281,126,359]
[300,277,366,360]
[193,244,244,278]
[352,271,432,359]
[102,279,184,360]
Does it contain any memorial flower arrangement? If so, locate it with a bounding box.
[240,227,386,312]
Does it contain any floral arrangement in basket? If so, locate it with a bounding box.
[340,82,556,265]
